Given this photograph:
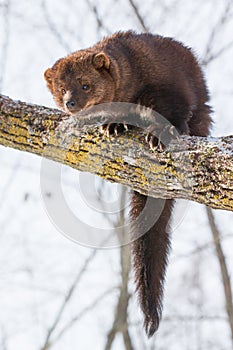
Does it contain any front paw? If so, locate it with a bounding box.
[100,123,132,137]
[145,132,165,151]
[145,125,178,151]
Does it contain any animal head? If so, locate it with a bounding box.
[44,51,116,114]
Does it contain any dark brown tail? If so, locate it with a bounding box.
[130,191,173,337]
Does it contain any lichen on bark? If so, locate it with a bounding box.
[0,94,233,211]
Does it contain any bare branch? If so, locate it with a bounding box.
[40,249,98,350]
[86,0,110,36]
[52,287,117,346]
[203,40,233,66]
[173,232,233,260]
[163,314,227,322]
[202,0,233,65]
[206,207,233,344]
[128,0,149,33]
[104,244,132,350]
[123,330,134,350]
[41,0,71,52]
[104,188,134,350]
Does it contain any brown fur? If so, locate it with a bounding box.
[44,31,212,336]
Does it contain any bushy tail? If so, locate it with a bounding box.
[130,192,173,337]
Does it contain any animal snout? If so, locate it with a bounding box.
[66,99,76,110]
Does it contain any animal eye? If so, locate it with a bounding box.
[61,89,66,95]
[82,84,90,91]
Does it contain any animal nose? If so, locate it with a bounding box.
[66,100,76,110]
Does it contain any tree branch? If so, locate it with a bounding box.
[128,0,149,33]
[40,248,99,350]
[104,188,134,350]
[206,207,233,344]
[0,94,232,211]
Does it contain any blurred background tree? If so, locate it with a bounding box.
[0,0,233,349]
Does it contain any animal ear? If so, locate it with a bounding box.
[93,52,110,70]
[44,68,54,91]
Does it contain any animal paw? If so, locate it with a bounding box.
[145,132,165,151]
[145,124,178,151]
[100,122,132,137]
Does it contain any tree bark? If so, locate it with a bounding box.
[0,94,232,211]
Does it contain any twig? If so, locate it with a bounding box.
[206,207,233,345]
[133,314,227,324]
[40,249,98,350]
[52,287,117,345]
[202,0,233,65]
[104,188,134,350]
[173,233,233,260]
[86,0,110,36]
[41,0,71,52]
[128,0,149,32]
